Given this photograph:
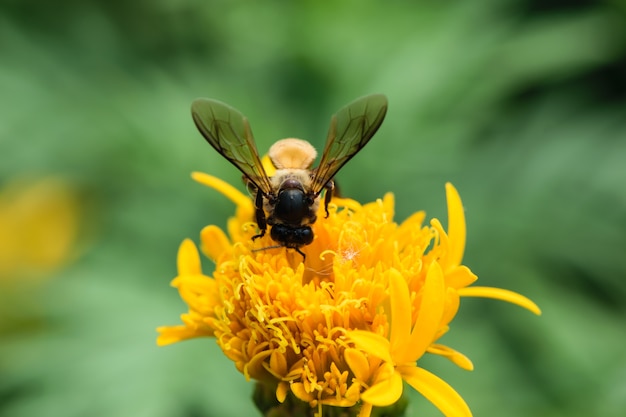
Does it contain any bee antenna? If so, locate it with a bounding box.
[252,245,283,253]
[252,245,307,262]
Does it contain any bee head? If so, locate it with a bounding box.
[274,184,309,225]
[280,178,304,191]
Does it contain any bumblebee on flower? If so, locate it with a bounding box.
[157,95,540,417]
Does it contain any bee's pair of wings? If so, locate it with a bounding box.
[191,94,388,196]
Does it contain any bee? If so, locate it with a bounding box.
[191,94,388,258]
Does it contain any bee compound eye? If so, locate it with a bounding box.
[299,227,313,245]
[270,224,286,242]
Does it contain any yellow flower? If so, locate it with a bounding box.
[0,177,80,282]
[158,173,540,417]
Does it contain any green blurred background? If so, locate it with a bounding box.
[1,0,625,416]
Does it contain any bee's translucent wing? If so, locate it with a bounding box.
[311,94,388,193]
[191,98,273,195]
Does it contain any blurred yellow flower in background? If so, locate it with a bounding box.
[0,177,80,283]
[0,176,81,340]
[158,173,540,417]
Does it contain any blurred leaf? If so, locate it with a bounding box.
[1,1,625,416]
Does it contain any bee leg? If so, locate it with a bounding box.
[331,179,342,198]
[323,180,334,218]
[294,246,306,262]
[252,191,267,240]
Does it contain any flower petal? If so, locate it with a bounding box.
[156,325,208,346]
[445,265,477,288]
[458,286,542,315]
[347,331,393,364]
[441,287,460,327]
[276,381,289,403]
[445,183,466,268]
[360,371,403,406]
[357,402,373,417]
[191,171,251,211]
[200,225,231,262]
[290,382,314,403]
[427,344,474,371]
[261,155,276,177]
[389,268,411,358]
[404,262,446,363]
[177,239,202,275]
[269,350,288,376]
[400,366,472,417]
[344,348,371,382]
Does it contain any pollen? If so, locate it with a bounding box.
[158,174,540,417]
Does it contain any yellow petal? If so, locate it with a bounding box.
[261,155,276,177]
[360,371,403,406]
[445,183,466,268]
[244,350,273,381]
[174,275,218,305]
[177,239,202,275]
[290,382,314,403]
[345,382,362,404]
[269,350,288,376]
[400,366,472,417]
[357,402,373,417]
[191,171,251,211]
[458,286,542,315]
[404,262,446,363]
[276,381,288,403]
[441,287,460,327]
[388,268,411,358]
[156,325,208,346]
[344,348,371,382]
[445,265,477,288]
[347,331,393,364]
[381,192,395,219]
[200,225,231,262]
[427,344,474,371]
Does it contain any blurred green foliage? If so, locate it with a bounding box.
[1,0,626,416]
